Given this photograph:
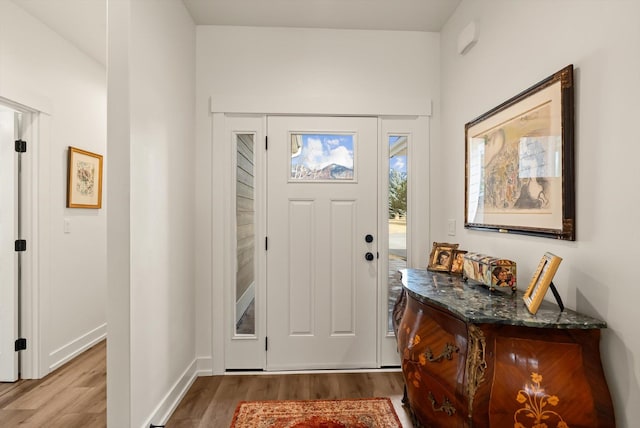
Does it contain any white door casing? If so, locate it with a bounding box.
[0,108,18,381]
[224,115,267,370]
[209,94,431,375]
[216,113,430,372]
[266,116,378,370]
[378,116,430,367]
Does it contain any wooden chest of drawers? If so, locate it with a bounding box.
[393,269,615,428]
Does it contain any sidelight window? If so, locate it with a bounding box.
[235,133,256,336]
[387,135,407,333]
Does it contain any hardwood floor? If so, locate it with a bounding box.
[167,370,412,427]
[1,340,411,427]
[0,339,106,427]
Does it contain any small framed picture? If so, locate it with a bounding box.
[67,146,103,209]
[523,252,563,314]
[450,250,467,275]
[427,242,459,272]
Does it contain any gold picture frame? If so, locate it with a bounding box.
[427,242,458,272]
[450,249,467,275]
[464,65,575,240]
[67,146,103,209]
[523,252,562,314]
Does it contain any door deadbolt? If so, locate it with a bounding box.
[365,234,374,243]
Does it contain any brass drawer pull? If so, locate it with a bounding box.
[425,342,459,362]
[428,391,456,416]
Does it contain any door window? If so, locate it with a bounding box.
[387,135,407,333]
[235,133,256,336]
[290,133,355,181]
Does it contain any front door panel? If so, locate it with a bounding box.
[266,116,378,370]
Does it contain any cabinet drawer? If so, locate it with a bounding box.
[487,335,613,428]
[397,296,468,393]
[404,360,469,428]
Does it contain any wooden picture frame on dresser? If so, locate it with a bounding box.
[450,250,467,275]
[523,252,562,314]
[427,242,458,272]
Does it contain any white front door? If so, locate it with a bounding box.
[266,116,378,370]
[0,107,18,381]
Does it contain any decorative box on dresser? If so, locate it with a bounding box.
[392,269,615,428]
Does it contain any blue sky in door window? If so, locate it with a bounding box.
[290,133,354,180]
[388,136,407,174]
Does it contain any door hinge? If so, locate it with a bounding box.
[15,239,26,252]
[265,237,268,251]
[265,136,268,150]
[15,338,27,352]
[15,139,27,153]
[265,336,269,351]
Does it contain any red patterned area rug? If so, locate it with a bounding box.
[230,397,402,428]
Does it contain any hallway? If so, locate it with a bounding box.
[0,339,411,427]
[0,340,106,427]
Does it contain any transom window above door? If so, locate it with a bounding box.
[289,133,356,182]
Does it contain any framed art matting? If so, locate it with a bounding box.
[464,65,575,240]
[67,146,103,209]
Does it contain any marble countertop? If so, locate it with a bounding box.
[401,268,606,329]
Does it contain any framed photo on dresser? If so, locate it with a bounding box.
[427,242,458,272]
[523,252,562,314]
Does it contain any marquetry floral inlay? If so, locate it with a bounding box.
[412,334,421,347]
[407,367,422,389]
[514,372,569,428]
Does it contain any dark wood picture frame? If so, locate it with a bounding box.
[464,65,575,240]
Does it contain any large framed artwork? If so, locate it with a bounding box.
[67,146,103,209]
[464,65,575,240]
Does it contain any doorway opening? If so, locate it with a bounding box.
[219,114,430,372]
[0,102,29,382]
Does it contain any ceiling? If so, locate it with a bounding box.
[11,0,461,66]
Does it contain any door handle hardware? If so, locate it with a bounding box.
[365,252,374,261]
[365,234,374,243]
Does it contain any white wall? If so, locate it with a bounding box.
[439,1,640,426]
[107,0,196,426]
[0,0,106,377]
[195,26,440,371]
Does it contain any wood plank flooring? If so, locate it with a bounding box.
[1,340,411,427]
[0,339,106,427]
[167,370,412,427]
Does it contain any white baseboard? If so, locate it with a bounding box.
[143,358,199,427]
[197,356,213,376]
[48,323,107,372]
